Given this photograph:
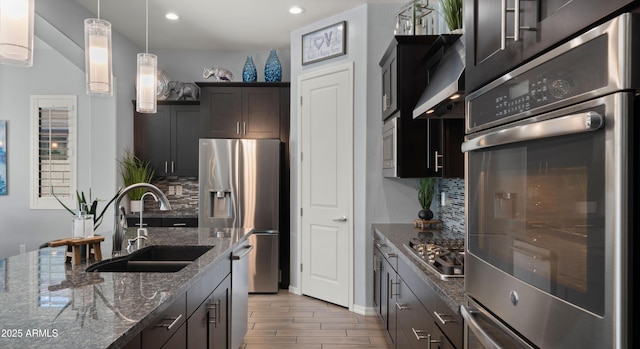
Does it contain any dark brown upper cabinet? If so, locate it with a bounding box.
[198,83,289,139]
[134,101,200,177]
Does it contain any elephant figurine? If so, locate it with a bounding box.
[168,81,200,100]
[203,67,234,82]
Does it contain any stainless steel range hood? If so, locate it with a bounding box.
[413,36,465,118]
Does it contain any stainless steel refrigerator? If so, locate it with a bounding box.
[199,138,280,349]
[198,138,280,286]
[199,138,280,232]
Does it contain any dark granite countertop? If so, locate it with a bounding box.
[125,212,198,219]
[0,226,252,349]
[372,223,464,314]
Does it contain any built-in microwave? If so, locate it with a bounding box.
[382,116,397,177]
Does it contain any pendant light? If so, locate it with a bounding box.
[136,0,157,113]
[0,0,35,67]
[84,0,113,96]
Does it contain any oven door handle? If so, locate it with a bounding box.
[461,305,501,349]
[461,304,536,349]
[462,111,603,152]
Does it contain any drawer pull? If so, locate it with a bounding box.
[412,328,428,341]
[156,313,183,331]
[172,223,187,227]
[396,302,409,310]
[375,242,386,249]
[434,311,456,325]
[384,252,397,259]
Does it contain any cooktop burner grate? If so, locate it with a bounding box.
[404,236,464,280]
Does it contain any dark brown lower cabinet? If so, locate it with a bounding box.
[141,293,187,349]
[122,333,141,349]
[396,278,455,349]
[160,323,187,349]
[187,274,231,349]
[374,228,463,349]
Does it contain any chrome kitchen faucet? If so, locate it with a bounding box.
[112,183,171,257]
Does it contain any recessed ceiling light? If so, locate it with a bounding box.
[289,6,304,14]
[165,12,180,20]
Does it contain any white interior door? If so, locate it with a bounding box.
[299,63,353,308]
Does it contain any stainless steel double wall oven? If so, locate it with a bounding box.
[462,13,639,348]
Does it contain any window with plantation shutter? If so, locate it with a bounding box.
[30,96,77,210]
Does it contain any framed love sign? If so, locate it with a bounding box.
[302,21,347,65]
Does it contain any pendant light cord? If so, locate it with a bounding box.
[145,0,149,54]
[97,0,100,19]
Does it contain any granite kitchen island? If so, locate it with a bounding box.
[0,226,252,349]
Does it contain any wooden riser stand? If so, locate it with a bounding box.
[48,236,105,265]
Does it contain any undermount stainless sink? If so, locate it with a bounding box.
[86,245,214,273]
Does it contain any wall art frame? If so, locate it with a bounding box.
[0,120,6,196]
[302,21,347,65]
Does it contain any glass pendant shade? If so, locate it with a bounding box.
[136,53,157,113]
[84,18,113,96]
[0,0,34,67]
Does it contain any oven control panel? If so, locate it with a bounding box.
[468,34,609,132]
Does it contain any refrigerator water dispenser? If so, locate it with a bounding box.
[210,190,232,218]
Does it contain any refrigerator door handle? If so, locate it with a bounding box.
[232,245,254,260]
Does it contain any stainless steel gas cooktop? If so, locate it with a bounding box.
[404,235,464,280]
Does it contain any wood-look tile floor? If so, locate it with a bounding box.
[241,290,393,349]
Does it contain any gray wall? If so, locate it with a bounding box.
[0,0,292,259]
[289,3,420,314]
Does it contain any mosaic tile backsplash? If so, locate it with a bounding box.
[438,178,465,234]
[143,177,199,214]
[142,177,466,230]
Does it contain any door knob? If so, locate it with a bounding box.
[332,216,347,222]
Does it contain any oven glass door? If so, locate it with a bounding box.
[466,103,607,316]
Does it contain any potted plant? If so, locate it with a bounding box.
[118,149,155,212]
[417,177,436,220]
[441,0,463,33]
[55,189,120,231]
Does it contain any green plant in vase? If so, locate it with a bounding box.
[417,177,436,220]
[118,149,155,212]
[54,189,120,231]
[441,0,463,32]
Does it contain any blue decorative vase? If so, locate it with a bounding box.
[264,49,282,82]
[242,56,257,82]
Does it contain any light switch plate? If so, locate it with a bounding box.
[168,186,175,195]
[176,185,183,196]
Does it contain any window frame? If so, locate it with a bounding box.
[29,95,78,210]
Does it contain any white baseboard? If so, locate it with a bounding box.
[352,304,377,316]
[288,285,301,295]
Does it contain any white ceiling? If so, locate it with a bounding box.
[73,0,407,51]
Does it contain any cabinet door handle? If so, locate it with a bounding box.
[391,279,400,298]
[207,299,221,326]
[156,313,183,331]
[434,311,456,325]
[243,122,247,134]
[504,0,519,42]
[236,122,240,134]
[427,334,442,349]
[164,161,168,174]
[382,94,388,111]
[501,0,507,50]
[396,302,409,310]
[412,328,429,341]
[434,151,443,173]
